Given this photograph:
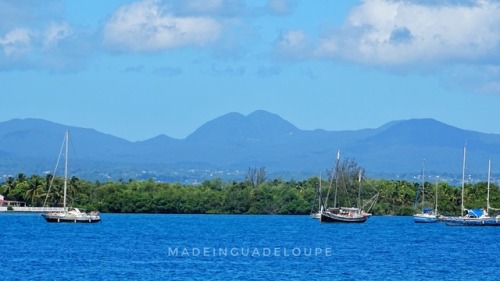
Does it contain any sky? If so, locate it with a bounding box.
[1,0,500,141]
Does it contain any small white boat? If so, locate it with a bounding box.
[42,207,101,223]
[413,208,439,223]
[413,162,440,223]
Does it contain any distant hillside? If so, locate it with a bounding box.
[1,112,500,183]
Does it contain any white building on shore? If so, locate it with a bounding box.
[0,194,63,212]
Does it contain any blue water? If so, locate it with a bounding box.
[1,213,498,280]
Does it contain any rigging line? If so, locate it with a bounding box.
[310,175,320,213]
[324,150,339,209]
[338,165,353,207]
[358,175,380,210]
[43,132,66,208]
[359,175,374,190]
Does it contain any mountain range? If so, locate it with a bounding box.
[1,110,499,184]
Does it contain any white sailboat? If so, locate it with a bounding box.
[485,160,500,215]
[481,159,500,225]
[444,148,499,226]
[42,130,101,223]
[413,161,439,223]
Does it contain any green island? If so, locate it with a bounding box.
[2,164,499,216]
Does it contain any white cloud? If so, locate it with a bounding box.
[0,28,32,57]
[267,0,500,94]
[43,22,73,49]
[315,0,500,66]
[273,30,309,59]
[103,0,223,52]
[0,21,79,70]
[0,0,88,71]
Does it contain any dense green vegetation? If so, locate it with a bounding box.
[2,169,499,216]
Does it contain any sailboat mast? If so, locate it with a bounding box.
[422,160,425,207]
[333,150,340,208]
[461,146,466,216]
[63,130,68,212]
[357,170,362,210]
[319,174,322,211]
[435,177,438,214]
[324,168,332,209]
[487,159,491,211]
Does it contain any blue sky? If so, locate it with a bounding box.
[1,0,500,141]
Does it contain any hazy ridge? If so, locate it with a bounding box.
[1,110,500,183]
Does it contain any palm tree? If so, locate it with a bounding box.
[7,173,29,201]
[1,176,15,198]
[67,176,80,207]
[44,176,64,207]
[25,175,44,206]
[16,173,26,184]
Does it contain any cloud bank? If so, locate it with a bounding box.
[2,0,500,94]
[102,0,223,52]
[274,0,500,94]
[313,0,500,68]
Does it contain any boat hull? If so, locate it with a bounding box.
[483,218,500,226]
[320,212,368,223]
[444,217,500,226]
[413,214,439,223]
[42,213,101,223]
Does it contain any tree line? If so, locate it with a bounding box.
[1,168,499,215]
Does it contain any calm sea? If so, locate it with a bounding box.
[0,213,498,280]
